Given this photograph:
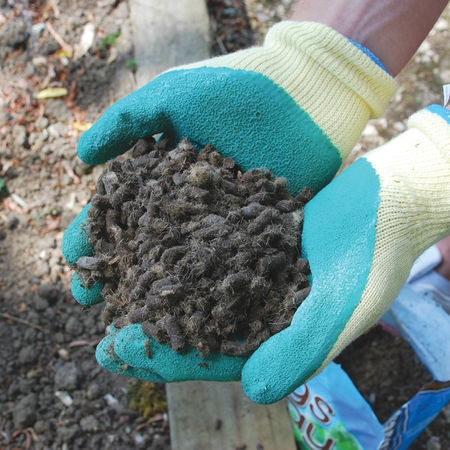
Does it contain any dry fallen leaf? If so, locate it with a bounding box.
[35,87,68,99]
[45,22,73,54]
[74,23,95,60]
[72,122,93,131]
[2,198,25,214]
[55,49,73,60]
[45,216,61,231]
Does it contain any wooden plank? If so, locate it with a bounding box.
[129,0,210,88]
[167,381,296,450]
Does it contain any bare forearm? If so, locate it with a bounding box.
[290,0,449,76]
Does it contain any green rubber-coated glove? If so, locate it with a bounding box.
[96,106,450,398]
[241,105,450,403]
[62,22,395,391]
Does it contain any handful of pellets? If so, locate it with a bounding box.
[78,137,312,357]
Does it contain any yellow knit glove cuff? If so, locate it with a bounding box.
[179,21,397,159]
[317,108,450,373]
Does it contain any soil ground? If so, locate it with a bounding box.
[0,0,449,449]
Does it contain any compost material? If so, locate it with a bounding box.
[80,138,312,357]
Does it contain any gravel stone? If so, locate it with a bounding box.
[29,132,42,146]
[65,316,84,336]
[55,362,82,391]
[6,215,19,230]
[38,284,60,304]
[18,378,34,394]
[47,122,69,139]
[34,419,48,433]
[0,20,29,47]
[40,143,53,156]
[13,393,37,429]
[18,345,38,365]
[34,259,50,277]
[35,116,49,131]
[86,382,101,400]
[34,297,49,311]
[24,328,37,343]
[74,160,91,177]
[427,437,442,450]
[54,331,67,344]
[40,36,61,55]
[80,414,100,433]
[44,306,56,320]
[13,125,29,148]
[57,424,81,444]
[45,100,74,123]
[26,309,40,325]
[443,403,450,423]
[8,382,20,398]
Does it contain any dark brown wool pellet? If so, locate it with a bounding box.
[77,138,312,357]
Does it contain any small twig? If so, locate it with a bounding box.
[132,413,167,434]
[108,256,121,265]
[62,163,81,184]
[0,78,30,89]
[109,89,115,107]
[12,428,38,450]
[0,430,10,444]
[128,71,137,92]
[79,184,96,192]
[216,36,228,55]
[67,338,102,348]
[45,22,73,54]
[26,428,39,444]
[0,313,52,334]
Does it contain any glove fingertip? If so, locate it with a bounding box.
[71,274,104,306]
[114,324,152,368]
[62,204,94,265]
[96,334,121,372]
[77,130,109,166]
[242,365,287,405]
[241,327,304,405]
[96,334,168,383]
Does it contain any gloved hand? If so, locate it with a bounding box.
[93,106,450,395]
[62,21,396,389]
[241,105,450,403]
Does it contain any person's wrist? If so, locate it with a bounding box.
[289,2,394,73]
[289,0,449,77]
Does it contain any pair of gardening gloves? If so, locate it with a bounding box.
[62,21,450,405]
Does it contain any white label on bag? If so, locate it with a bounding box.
[443,84,450,108]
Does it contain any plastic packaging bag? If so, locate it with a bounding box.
[289,285,450,449]
[381,380,450,450]
[381,286,450,382]
[288,362,384,450]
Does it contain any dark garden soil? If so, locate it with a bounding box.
[81,138,311,357]
[336,326,450,450]
[0,1,169,449]
[0,0,449,449]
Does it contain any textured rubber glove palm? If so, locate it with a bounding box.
[62,21,396,392]
[96,325,248,383]
[241,105,450,404]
